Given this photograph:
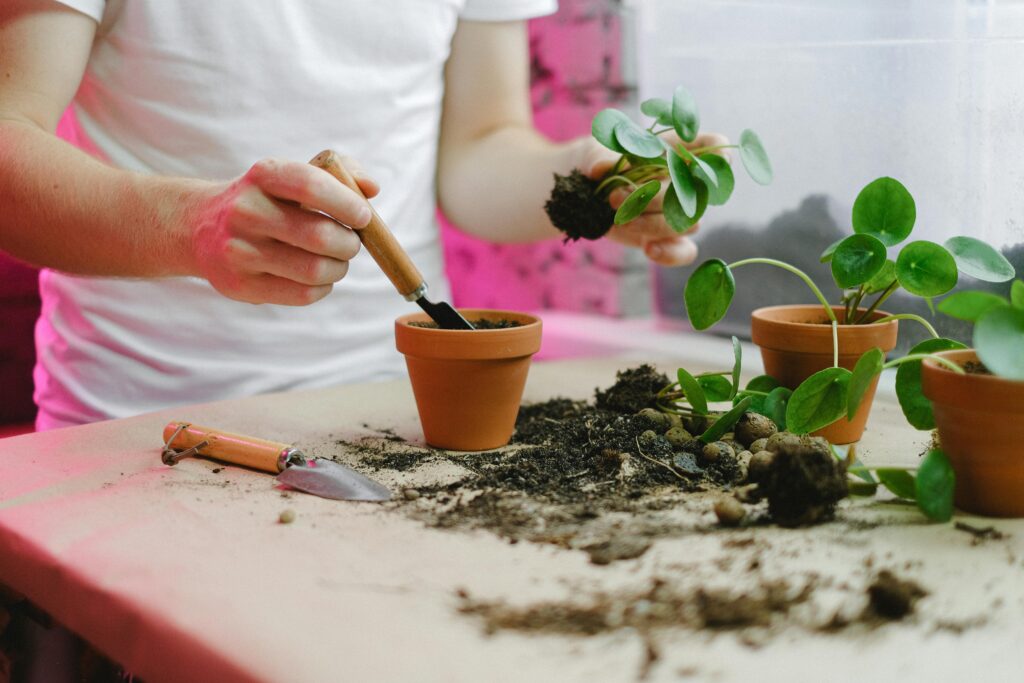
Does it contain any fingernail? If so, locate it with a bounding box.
[356,205,372,227]
[647,244,663,258]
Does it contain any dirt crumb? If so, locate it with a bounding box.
[864,570,928,620]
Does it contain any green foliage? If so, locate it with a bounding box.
[896,240,958,297]
[739,129,773,185]
[831,234,887,289]
[671,85,700,143]
[613,119,663,158]
[640,97,673,126]
[785,367,852,435]
[746,375,781,393]
[700,396,752,443]
[667,147,698,216]
[863,259,897,294]
[762,387,791,431]
[876,469,917,500]
[591,109,630,153]
[915,449,955,522]
[613,180,660,225]
[730,336,742,400]
[975,304,1024,380]
[684,259,735,330]
[697,154,734,206]
[894,338,967,429]
[936,290,1007,322]
[663,183,707,233]
[1012,280,1024,309]
[852,177,916,246]
[846,347,884,420]
[698,374,733,402]
[676,367,707,415]
[944,236,1016,283]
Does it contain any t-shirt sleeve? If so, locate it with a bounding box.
[460,0,558,22]
[51,0,105,22]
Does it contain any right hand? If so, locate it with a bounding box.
[190,157,379,305]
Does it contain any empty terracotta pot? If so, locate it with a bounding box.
[750,305,899,444]
[922,349,1024,517]
[395,309,542,451]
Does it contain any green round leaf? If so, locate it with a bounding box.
[944,236,1015,283]
[677,367,708,416]
[685,259,735,330]
[663,182,707,233]
[819,237,844,264]
[785,367,852,435]
[696,154,734,205]
[640,97,673,126]
[847,347,884,420]
[591,109,630,153]
[975,304,1024,380]
[730,336,742,400]
[738,129,772,185]
[700,396,752,443]
[831,234,888,289]
[746,375,781,393]
[674,145,718,189]
[915,448,955,522]
[894,337,967,429]
[877,469,917,501]
[852,177,916,246]
[896,240,958,297]
[864,259,897,294]
[667,149,698,216]
[762,387,791,432]
[671,85,700,143]
[936,290,1008,322]
[613,180,661,225]
[849,481,880,497]
[1012,280,1024,310]
[697,374,733,403]
[613,119,663,158]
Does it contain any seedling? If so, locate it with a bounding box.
[544,85,772,242]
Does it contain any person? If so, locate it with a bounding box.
[0,0,714,432]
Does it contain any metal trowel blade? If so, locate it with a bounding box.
[416,296,474,330]
[277,459,391,502]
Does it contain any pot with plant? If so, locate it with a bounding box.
[544,85,773,242]
[684,176,1015,443]
[906,278,1024,516]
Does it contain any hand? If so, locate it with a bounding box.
[189,157,379,305]
[578,131,730,267]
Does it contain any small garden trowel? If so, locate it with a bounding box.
[309,150,474,330]
[161,421,391,502]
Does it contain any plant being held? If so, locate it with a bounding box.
[544,85,772,242]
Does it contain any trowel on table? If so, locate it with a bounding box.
[161,421,391,502]
[309,149,474,330]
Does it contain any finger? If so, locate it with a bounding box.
[609,213,679,242]
[249,239,351,286]
[334,154,381,199]
[246,158,372,228]
[233,192,362,260]
[643,236,698,267]
[231,273,334,306]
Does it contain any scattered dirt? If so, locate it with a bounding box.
[863,570,928,620]
[748,433,849,527]
[963,360,991,375]
[954,521,1007,545]
[544,169,616,241]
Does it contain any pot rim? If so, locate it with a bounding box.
[751,304,896,328]
[395,308,543,360]
[395,308,541,333]
[922,348,1024,408]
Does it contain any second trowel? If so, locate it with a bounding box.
[309,149,474,330]
[161,422,391,502]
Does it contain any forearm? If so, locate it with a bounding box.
[438,124,586,243]
[0,118,207,277]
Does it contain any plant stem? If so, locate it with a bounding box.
[594,174,638,195]
[855,281,900,323]
[832,320,839,368]
[882,353,965,374]
[872,313,939,339]
[727,258,838,324]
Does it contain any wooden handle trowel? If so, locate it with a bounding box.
[309,150,474,330]
[161,422,391,502]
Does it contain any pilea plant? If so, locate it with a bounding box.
[544,85,772,242]
[685,176,1015,336]
[657,345,956,521]
[936,278,1024,379]
[683,176,1017,433]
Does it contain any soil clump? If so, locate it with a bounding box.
[408,319,523,329]
[544,169,616,242]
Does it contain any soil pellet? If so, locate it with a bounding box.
[713,497,746,527]
[278,509,296,524]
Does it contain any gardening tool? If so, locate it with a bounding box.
[160,421,391,501]
[309,149,474,330]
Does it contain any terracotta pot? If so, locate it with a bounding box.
[750,305,899,444]
[394,309,542,451]
[922,349,1024,517]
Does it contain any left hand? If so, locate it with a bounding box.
[578,131,730,267]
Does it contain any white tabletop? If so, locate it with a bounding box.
[0,325,1021,683]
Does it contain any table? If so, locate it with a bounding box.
[0,328,1021,682]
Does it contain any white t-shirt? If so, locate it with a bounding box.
[37,0,556,429]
